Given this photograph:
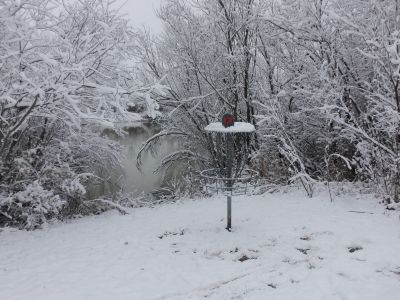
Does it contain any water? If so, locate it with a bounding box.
[88,122,181,199]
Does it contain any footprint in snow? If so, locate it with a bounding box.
[237,254,257,262]
[348,245,363,253]
[158,229,185,239]
[296,248,311,255]
[267,283,277,289]
[391,267,400,276]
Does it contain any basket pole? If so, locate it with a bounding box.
[226,133,234,231]
[226,195,232,231]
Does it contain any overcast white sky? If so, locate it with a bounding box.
[113,0,164,32]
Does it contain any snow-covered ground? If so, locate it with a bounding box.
[1,185,400,300]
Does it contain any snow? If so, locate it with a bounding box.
[205,122,256,133]
[1,185,400,300]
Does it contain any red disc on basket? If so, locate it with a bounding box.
[222,114,235,128]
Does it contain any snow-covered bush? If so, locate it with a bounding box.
[0,181,64,230]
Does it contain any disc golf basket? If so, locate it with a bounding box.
[200,114,258,231]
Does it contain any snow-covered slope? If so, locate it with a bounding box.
[1,185,399,300]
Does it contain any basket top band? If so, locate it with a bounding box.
[204,122,255,133]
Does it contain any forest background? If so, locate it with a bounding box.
[1,0,399,229]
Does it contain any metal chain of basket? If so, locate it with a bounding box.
[200,168,258,196]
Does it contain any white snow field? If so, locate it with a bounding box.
[1,185,400,300]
